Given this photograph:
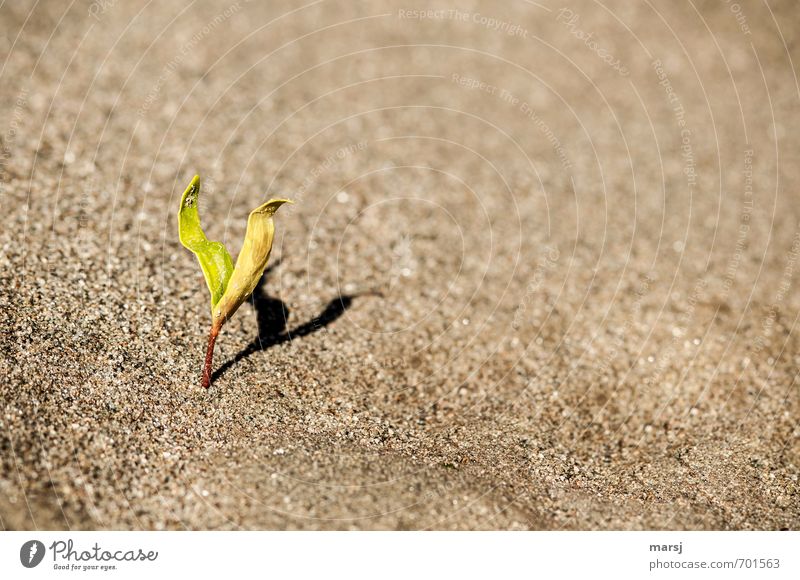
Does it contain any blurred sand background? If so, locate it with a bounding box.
[1,0,799,529]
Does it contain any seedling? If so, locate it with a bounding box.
[178,175,292,388]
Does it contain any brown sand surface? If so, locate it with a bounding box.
[1,0,799,530]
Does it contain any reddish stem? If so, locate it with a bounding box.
[201,324,220,389]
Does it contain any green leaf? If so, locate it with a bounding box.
[177,175,234,309]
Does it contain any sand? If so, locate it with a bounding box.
[1,0,798,530]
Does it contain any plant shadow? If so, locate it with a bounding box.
[212,262,374,383]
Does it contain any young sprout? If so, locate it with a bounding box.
[178,175,292,388]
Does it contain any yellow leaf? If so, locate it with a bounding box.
[212,199,292,327]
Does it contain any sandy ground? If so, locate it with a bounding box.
[1,0,799,530]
